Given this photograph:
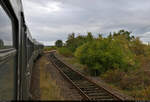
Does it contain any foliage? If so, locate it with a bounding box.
[75,36,138,75]
[55,40,63,47]
[66,32,94,52]
[130,37,150,56]
[130,86,150,100]
[55,30,150,76]
[44,46,57,51]
[101,69,126,84]
[101,68,150,100]
[58,47,73,57]
[112,29,134,41]
[0,39,4,49]
[54,29,150,99]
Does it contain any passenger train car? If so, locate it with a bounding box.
[0,0,43,100]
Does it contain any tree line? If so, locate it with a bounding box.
[55,30,150,76]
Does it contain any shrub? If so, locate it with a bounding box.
[58,47,73,57]
[66,32,94,52]
[75,37,138,75]
[131,86,150,100]
[44,46,57,51]
[120,71,150,90]
[55,40,63,47]
[101,69,125,84]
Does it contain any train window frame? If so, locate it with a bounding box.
[0,3,13,50]
[0,0,19,100]
[0,1,18,55]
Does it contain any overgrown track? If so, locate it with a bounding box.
[48,52,123,101]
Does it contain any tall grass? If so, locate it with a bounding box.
[101,68,150,100]
[39,56,63,100]
[44,46,57,51]
[58,47,73,57]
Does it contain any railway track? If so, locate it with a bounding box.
[48,51,124,101]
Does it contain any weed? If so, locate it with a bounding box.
[39,56,63,100]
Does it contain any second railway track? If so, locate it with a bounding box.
[48,51,124,101]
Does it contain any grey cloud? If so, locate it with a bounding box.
[0,6,13,45]
[22,0,150,45]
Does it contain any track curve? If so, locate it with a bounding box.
[48,51,124,101]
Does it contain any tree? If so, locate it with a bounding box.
[67,32,75,40]
[75,34,138,75]
[108,32,112,39]
[66,33,76,52]
[87,32,93,41]
[0,39,4,49]
[65,32,95,52]
[130,37,145,55]
[55,40,63,47]
[113,30,133,41]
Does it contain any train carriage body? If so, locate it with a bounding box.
[0,0,43,100]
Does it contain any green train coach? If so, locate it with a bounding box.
[0,0,44,100]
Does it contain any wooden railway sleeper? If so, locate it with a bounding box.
[84,90,107,94]
[91,98,114,101]
[76,83,96,86]
[80,87,100,91]
[80,88,101,92]
[87,93,108,96]
[89,95,113,99]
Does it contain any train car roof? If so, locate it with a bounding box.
[26,27,43,46]
[26,27,34,43]
[9,0,23,19]
[8,0,44,46]
[33,39,43,46]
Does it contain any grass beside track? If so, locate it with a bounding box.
[39,55,63,100]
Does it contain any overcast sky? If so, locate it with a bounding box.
[22,0,150,45]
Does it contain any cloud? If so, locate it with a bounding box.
[0,6,13,45]
[22,0,150,45]
[138,32,150,43]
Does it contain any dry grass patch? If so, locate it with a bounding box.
[101,68,150,100]
[39,56,63,100]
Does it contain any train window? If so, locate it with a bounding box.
[0,5,13,49]
[0,56,16,100]
[0,4,16,100]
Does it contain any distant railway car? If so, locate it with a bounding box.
[0,0,44,100]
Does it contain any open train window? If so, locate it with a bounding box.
[0,4,13,50]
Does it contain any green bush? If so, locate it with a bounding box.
[55,40,63,47]
[66,32,94,52]
[75,37,138,76]
[58,47,73,57]
[44,46,57,51]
